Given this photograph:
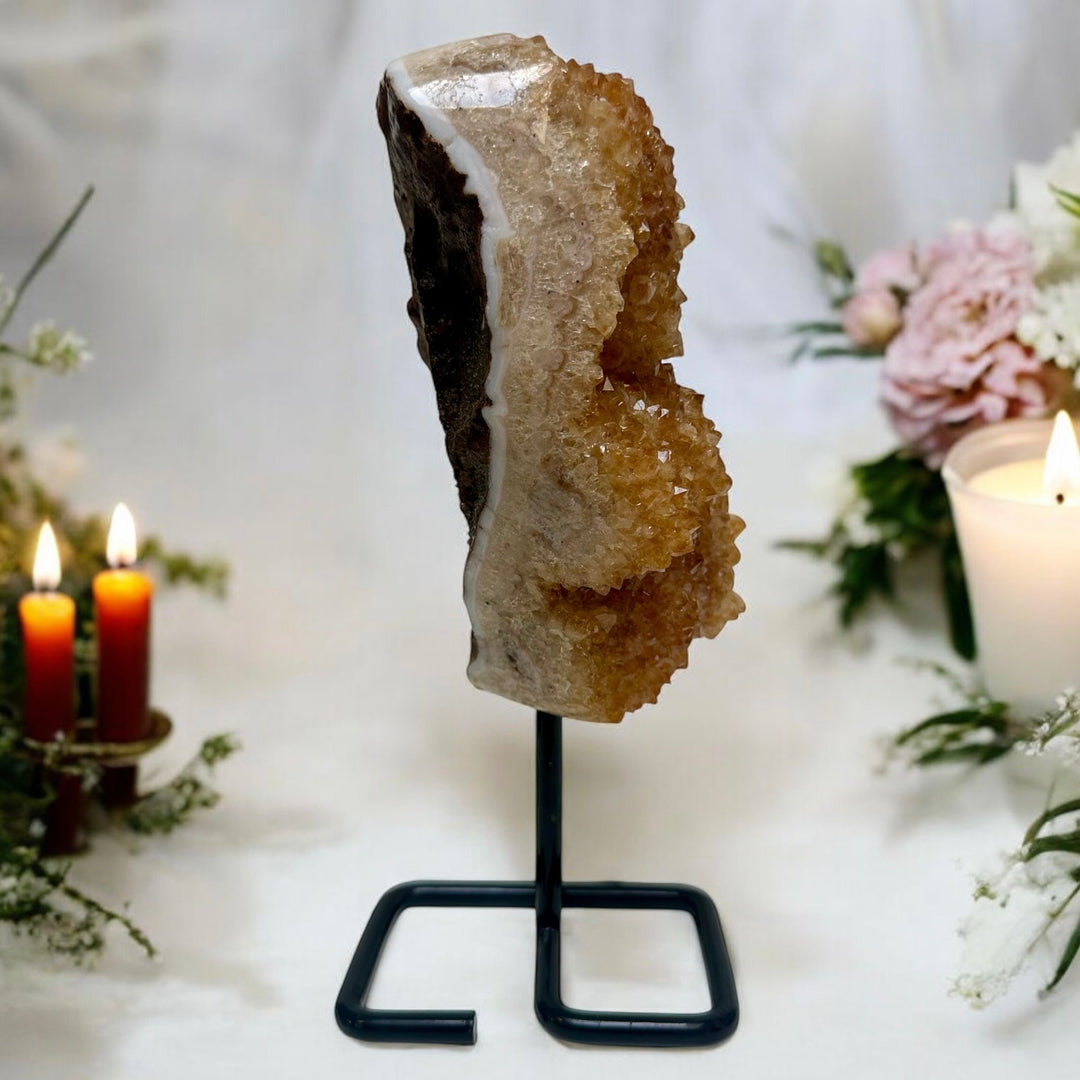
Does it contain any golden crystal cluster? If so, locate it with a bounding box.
[381,35,744,722]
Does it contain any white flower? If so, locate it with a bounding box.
[1016,280,1080,377]
[1015,687,1080,766]
[954,851,1078,1008]
[1011,132,1080,277]
[26,320,92,372]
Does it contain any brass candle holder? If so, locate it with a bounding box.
[22,709,173,853]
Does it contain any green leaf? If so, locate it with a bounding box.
[789,320,845,334]
[1025,831,1080,860]
[914,741,1013,767]
[775,537,833,557]
[1051,184,1080,222]
[941,533,976,660]
[1024,798,1080,847]
[787,335,814,364]
[896,707,1002,745]
[1045,912,1080,993]
[810,345,884,360]
[835,541,893,626]
[782,451,973,654]
[813,239,855,286]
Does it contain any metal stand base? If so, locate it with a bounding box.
[335,712,738,1048]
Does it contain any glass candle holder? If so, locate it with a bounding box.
[943,417,1080,714]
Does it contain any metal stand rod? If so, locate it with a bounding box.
[335,711,738,1048]
[535,710,561,930]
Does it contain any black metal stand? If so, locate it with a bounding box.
[335,711,738,1048]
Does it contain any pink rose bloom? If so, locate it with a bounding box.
[881,228,1065,467]
[857,245,921,295]
[842,288,902,349]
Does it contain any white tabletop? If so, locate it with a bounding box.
[1,2,1077,1076]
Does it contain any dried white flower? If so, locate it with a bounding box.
[26,320,92,373]
[1015,688,1080,767]
[954,850,1078,1008]
[1011,132,1080,277]
[1016,280,1080,378]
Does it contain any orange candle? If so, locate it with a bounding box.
[93,504,153,743]
[19,522,75,741]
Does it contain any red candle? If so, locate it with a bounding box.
[19,522,75,741]
[93,503,153,743]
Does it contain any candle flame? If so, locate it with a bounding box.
[1043,411,1080,502]
[32,521,61,591]
[106,502,138,568]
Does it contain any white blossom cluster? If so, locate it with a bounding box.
[25,320,93,373]
[1017,688,1080,767]
[995,132,1080,383]
[952,690,1080,1008]
[954,848,1079,1008]
[1017,279,1080,376]
[1012,132,1080,277]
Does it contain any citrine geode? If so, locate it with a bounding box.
[377,34,744,723]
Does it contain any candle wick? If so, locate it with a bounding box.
[1057,492,1066,505]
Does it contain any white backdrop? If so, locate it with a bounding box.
[2,2,1079,1078]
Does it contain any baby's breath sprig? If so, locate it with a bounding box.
[954,802,1080,1007]
[124,734,241,835]
[892,664,1080,1004]
[891,679,1080,773]
[0,843,156,961]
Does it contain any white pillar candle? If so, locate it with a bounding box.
[943,412,1080,714]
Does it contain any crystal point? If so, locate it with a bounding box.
[377,34,743,722]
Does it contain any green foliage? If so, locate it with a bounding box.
[781,239,887,361]
[889,663,1028,769]
[1020,797,1080,993]
[813,239,855,300]
[894,703,1018,767]
[1051,184,1080,222]
[139,537,229,598]
[125,734,241,835]
[0,842,156,962]
[0,188,235,964]
[0,706,154,960]
[779,450,975,658]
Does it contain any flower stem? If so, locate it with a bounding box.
[0,186,94,338]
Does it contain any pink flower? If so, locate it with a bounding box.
[857,246,921,295]
[881,228,1065,466]
[840,245,920,350]
[842,288,902,349]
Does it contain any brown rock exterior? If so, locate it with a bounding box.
[378,34,744,722]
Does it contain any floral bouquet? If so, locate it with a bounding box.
[786,133,1080,658]
[787,134,1080,1006]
